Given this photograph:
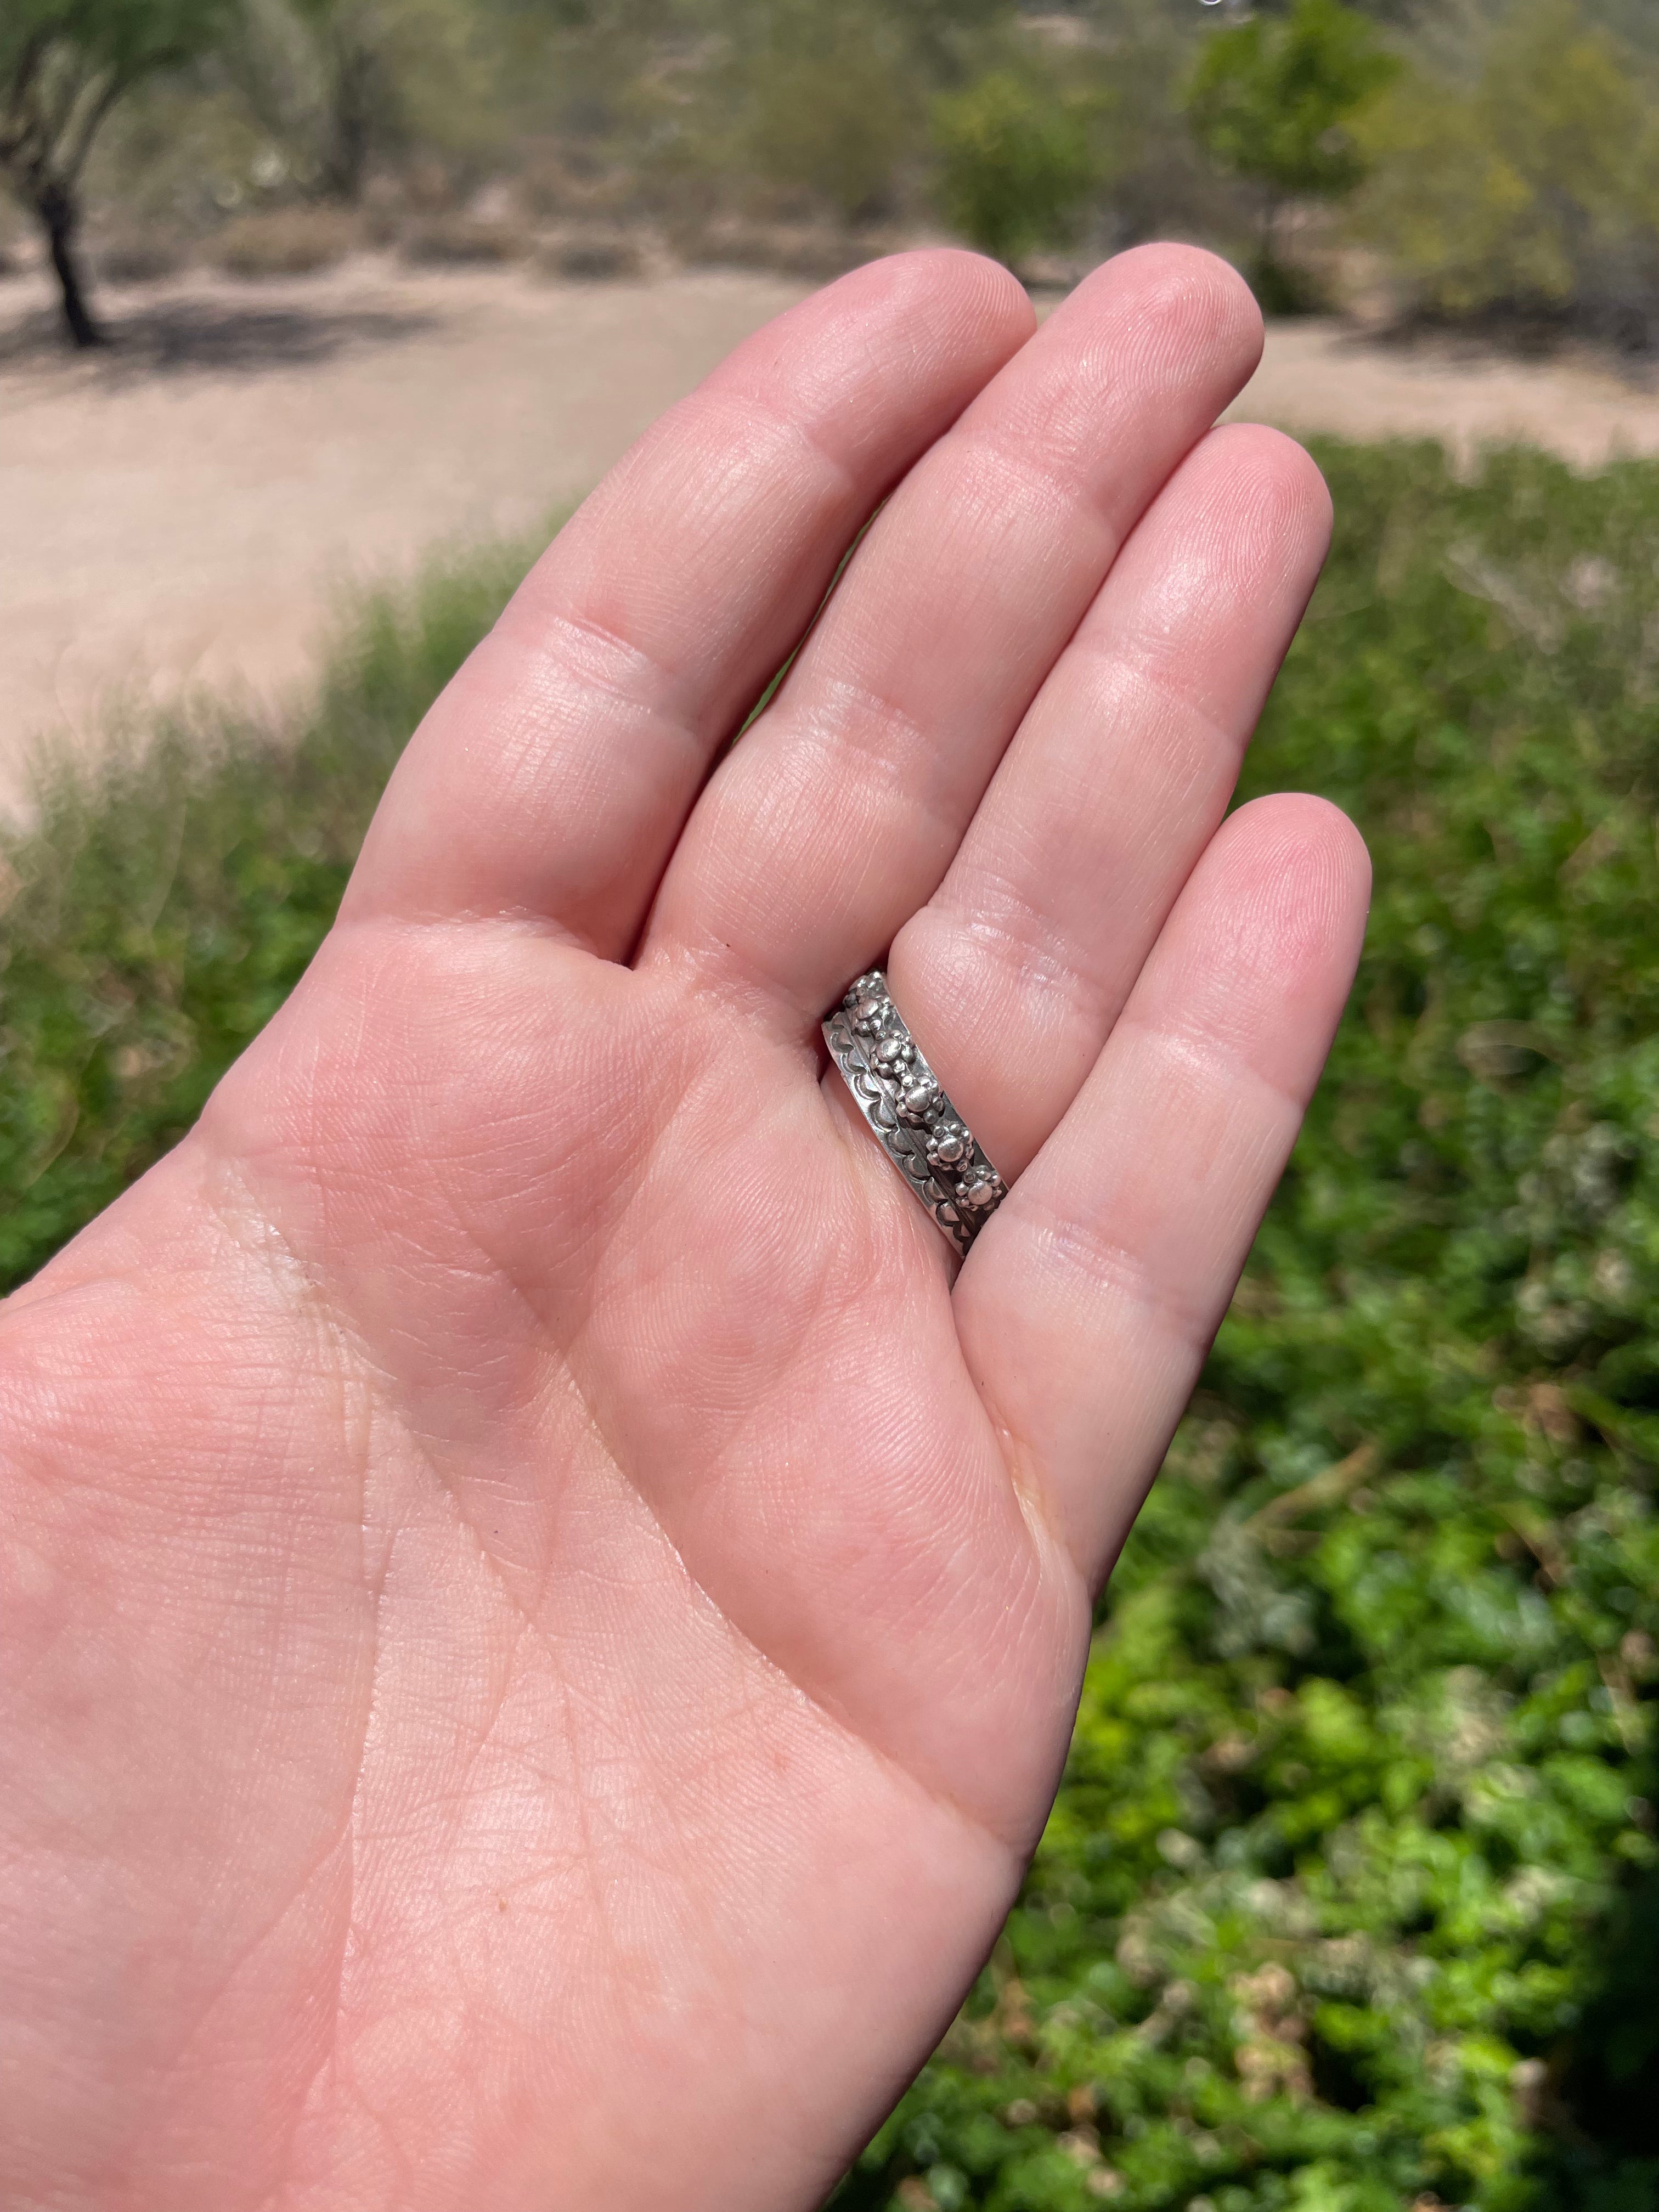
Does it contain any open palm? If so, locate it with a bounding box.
[1,249,1368,2212]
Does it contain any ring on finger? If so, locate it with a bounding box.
[822,970,1007,1256]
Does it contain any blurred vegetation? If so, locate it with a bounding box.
[1352,0,1659,349]
[1,0,1654,347]
[1186,0,1398,313]
[650,0,923,227]
[930,59,1104,268]
[8,444,1659,2207]
[840,441,1659,2212]
[0,531,537,1286]
[217,0,509,201]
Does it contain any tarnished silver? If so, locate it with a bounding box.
[822,970,1007,1256]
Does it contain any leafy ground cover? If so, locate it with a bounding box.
[6,443,1659,2208]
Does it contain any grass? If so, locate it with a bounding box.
[6,443,1659,2208]
[0,531,535,1290]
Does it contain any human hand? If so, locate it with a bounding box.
[0,247,1368,2212]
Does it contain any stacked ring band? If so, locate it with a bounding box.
[822,970,1007,1256]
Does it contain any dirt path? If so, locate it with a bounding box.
[5,254,1659,811]
[0,258,809,809]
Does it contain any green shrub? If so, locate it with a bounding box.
[648,0,923,230]
[738,0,916,225]
[1187,0,1397,310]
[1353,0,1659,344]
[930,66,1101,271]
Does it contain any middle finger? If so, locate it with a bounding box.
[890,418,1333,1185]
[640,244,1263,1018]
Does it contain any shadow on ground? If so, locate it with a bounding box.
[0,294,437,380]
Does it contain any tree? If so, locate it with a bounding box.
[1186,0,1397,306]
[930,64,1103,270]
[733,0,917,224]
[644,0,991,235]
[222,0,500,207]
[0,0,233,347]
[224,0,390,202]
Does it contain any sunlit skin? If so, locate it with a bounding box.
[0,245,1369,2212]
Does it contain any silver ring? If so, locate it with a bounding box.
[822,970,1007,1256]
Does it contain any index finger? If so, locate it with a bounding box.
[343,252,1035,958]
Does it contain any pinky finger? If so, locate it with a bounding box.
[956,794,1370,1592]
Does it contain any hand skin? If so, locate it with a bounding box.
[0,246,1369,2212]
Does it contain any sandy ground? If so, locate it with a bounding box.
[6,252,1659,810]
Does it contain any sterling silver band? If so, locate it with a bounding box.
[822,970,1006,1256]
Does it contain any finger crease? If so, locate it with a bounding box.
[1110,1008,1311,1126]
[945,422,1128,550]
[1070,627,1244,759]
[930,891,1120,1032]
[1015,1194,1218,1361]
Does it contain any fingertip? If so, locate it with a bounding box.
[1204,423,1334,561]
[1283,433,1336,552]
[1261,789,1372,907]
[830,246,1036,362]
[1216,791,1372,986]
[1069,241,1265,390]
[1145,424,1333,623]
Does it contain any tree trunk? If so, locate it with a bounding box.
[320,36,377,205]
[1261,190,1280,278]
[41,190,103,349]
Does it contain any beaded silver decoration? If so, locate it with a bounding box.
[822,970,1007,1256]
